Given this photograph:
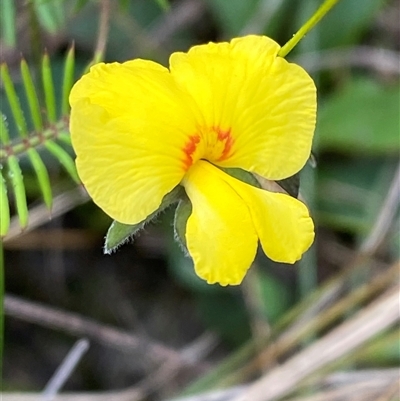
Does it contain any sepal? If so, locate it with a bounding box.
[173,195,192,252]
[104,185,183,253]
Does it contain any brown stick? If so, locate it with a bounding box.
[4,294,189,366]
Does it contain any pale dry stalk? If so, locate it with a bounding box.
[231,284,400,401]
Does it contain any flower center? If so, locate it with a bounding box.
[182,126,234,170]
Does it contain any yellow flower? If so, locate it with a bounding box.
[69,35,316,286]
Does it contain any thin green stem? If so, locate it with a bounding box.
[0,120,69,161]
[278,0,341,58]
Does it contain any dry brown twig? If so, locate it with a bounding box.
[4,294,218,400]
[4,294,198,367]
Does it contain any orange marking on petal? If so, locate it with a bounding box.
[215,127,234,161]
[183,134,201,169]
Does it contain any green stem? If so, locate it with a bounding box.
[0,120,69,161]
[278,0,341,57]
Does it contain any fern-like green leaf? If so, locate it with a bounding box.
[6,155,28,230]
[0,114,28,229]
[62,44,75,116]
[27,148,53,210]
[0,172,10,237]
[21,58,44,131]
[0,48,80,236]
[1,64,28,137]
[44,141,80,184]
[20,59,53,209]
[41,52,57,124]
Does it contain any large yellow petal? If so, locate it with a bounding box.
[170,35,316,180]
[182,161,258,286]
[70,60,200,224]
[220,170,315,263]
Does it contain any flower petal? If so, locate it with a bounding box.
[70,60,199,224]
[170,35,316,180]
[222,172,315,263]
[182,161,258,286]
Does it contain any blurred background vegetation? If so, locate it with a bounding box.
[1,0,399,400]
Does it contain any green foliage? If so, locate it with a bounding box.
[317,78,400,155]
[166,222,215,293]
[204,0,260,37]
[196,291,252,346]
[1,0,68,50]
[0,0,16,47]
[354,329,400,367]
[0,48,78,237]
[32,0,66,34]
[317,0,385,49]
[316,157,398,234]
[257,270,292,323]
[315,77,400,234]
[155,0,171,11]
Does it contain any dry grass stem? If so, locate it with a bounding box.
[224,261,399,384]
[360,163,400,255]
[4,295,195,368]
[42,339,90,400]
[4,186,89,242]
[288,379,399,401]
[3,370,398,401]
[232,285,400,401]
[374,378,400,401]
[129,333,218,400]
[241,267,272,371]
